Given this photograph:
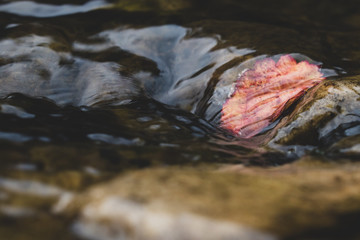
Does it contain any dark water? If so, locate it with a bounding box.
[0,0,359,239]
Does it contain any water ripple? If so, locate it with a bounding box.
[0,0,111,17]
[0,178,65,197]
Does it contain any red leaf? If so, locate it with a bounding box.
[221,55,324,138]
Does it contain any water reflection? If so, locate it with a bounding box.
[0,24,258,139]
[87,133,144,146]
[0,19,352,161]
[0,178,65,197]
[0,132,33,143]
[14,163,38,171]
[0,34,138,106]
[0,205,35,217]
[0,0,110,17]
[96,25,254,112]
[0,104,35,119]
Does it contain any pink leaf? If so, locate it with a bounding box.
[221,55,324,138]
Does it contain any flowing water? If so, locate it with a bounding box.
[0,0,359,239]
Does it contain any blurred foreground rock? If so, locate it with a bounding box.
[56,157,360,240]
[70,199,275,240]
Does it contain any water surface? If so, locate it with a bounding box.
[0,0,359,239]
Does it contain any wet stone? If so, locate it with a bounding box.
[269,76,360,157]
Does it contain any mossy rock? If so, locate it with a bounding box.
[270,75,360,156]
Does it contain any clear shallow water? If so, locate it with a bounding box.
[0,0,359,239]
